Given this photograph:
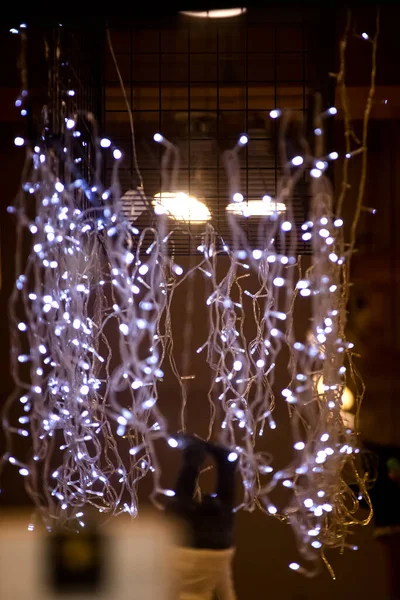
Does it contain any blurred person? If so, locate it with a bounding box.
[166,436,237,600]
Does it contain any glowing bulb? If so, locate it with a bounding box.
[18,322,27,331]
[329,151,338,160]
[173,264,183,275]
[38,344,47,354]
[310,168,322,178]
[19,468,29,476]
[304,498,313,508]
[328,107,337,115]
[334,218,343,227]
[291,156,303,166]
[80,385,89,395]
[153,133,164,143]
[233,192,244,202]
[239,135,248,145]
[256,359,265,368]
[294,441,305,450]
[66,119,75,129]
[227,451,238,462]
[14,137,24,146]
[113,149,122,160]
[316,160,325,170]
[138,264,149,275]
[268,505,277,514]
[273,277,284,287]
[281,221,292,231]
[119,323,129,335]
[100,138,111,148]
[321,433,329,442]
[289,563,300,571]
[55,181,64,193]
[168,438,179,448]
[312,541,322,549]
[72,319,80,330]
[361,32,369,40]
[269,109,281,119]
[233,360,242,371]
[252,249,262,260]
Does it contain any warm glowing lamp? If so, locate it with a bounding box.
[317,377,355,411]
[153,192,211,223]
[226,197,286,218]
[180,8,247,18]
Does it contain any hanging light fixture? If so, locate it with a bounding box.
[226,196,286,218]
[153,192,211,223]
[180,7,247,18]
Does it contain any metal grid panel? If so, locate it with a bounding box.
[105,9,327,255]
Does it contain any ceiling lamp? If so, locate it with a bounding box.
[226,198,286,218]
[180,7,247,18]
[153,192,211,224]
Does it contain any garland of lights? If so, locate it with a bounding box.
[2,16,378,576]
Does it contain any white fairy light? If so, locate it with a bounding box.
[14,137,25,146]
[291,156,303,166]
[269,109,281,119]
[273,277,284,287]
[281,221,292,231]
[5,74,367,576]
[294,442,305,450]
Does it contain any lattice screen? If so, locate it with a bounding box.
[104,8,332,254]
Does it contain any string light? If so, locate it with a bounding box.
[3,23,374,579]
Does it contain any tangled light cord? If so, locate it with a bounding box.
[3,14,379,576]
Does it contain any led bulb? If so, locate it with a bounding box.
[233,192,244,203]
[239,134,248,145]
[100,138,111,148]
[153,133,164,143]
[269,109,281,119]
[113,149,122,160]
[14,137,24,146]
[273,277,284,287]
[291,156,303,166]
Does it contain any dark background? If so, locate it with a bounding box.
[0,4,399,599]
